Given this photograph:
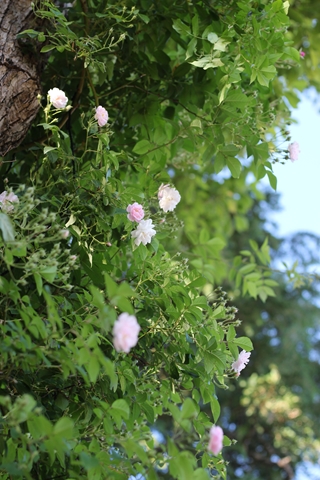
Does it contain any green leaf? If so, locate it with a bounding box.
[169,451,196,480]
[11,244,26,257]
[214,152,225,173]
[181,398,199,419]
[191,15,199,36]
[204,351,225,375]
[39,265,57,283]
[207,32,218,44]
[44,146,57,154]
[199,228,210,243]
[53,417,74,439]
[16,29,40,39]
[227,325,236,341]
[172,19,191,35]
[224,90,249,110]
[267,170,277,190]
[0,213,15,242]
[233,337,253,351]
[194,468,211,480]
[87,355,100,383]
[34,273,43,296]
[41,45,56,53]
[190,56,223,69]
[133,139,153,155]
[138,13,150,23]
[111,399,130,419]
[210,396,220,422]
[4,249,13,265]
[226,157,241,178]
[104,273,118,298]
[220,144,240,155]
[214,38,230,52]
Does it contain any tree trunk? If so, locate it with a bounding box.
[0,0,42,156]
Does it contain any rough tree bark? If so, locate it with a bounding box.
[0,0,42,156]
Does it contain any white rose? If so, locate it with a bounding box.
[48,87,68,109]
[131,219,156,246]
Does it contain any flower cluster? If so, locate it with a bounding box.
[112,313,140,353]
[48,88,68,109]
[0,191,19,213]
[288,141,300,162]
[126,184,181,247]
[95,106,109,127]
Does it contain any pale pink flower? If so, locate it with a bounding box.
[127,202,145,222]
[288,141,300,162]
[208,425,223,455]
[131,219,156,246]
[300,51,305,58]
[158,184,181,212]
[232,350,251,375]
[95,106,109,127]
[0,191,19,213]
[60,229,70,239]
[48,88,68,109]
[158,183,170,200]
[113,312,140,353]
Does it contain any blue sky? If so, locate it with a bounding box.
[271,88,320,237]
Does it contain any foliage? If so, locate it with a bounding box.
[0,0,318,479]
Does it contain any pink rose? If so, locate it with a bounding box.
[232,350,251,375]
[0,191,19,213]
[48,88,68,109]
[60,229,70,239]
[288,141,300,162]
[158,183,170,200]
[112,313,140,353]
[95,105,109,127]
[126,202,145,222]
[208,425,223,455]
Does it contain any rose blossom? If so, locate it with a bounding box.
[127,202,145,222]
[288,141,300,162]
[208,425,223,455]
[158,184,181,212]
[60,229,70,239]
[232,350,251,375]
[158,183,170,200]
[0,191,19,213]
[95,105,109,127]
[112,312,140,353]
[131,219,156,246]
[48,88,68,109]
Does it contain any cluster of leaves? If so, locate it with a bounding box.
[0,0,317,479]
